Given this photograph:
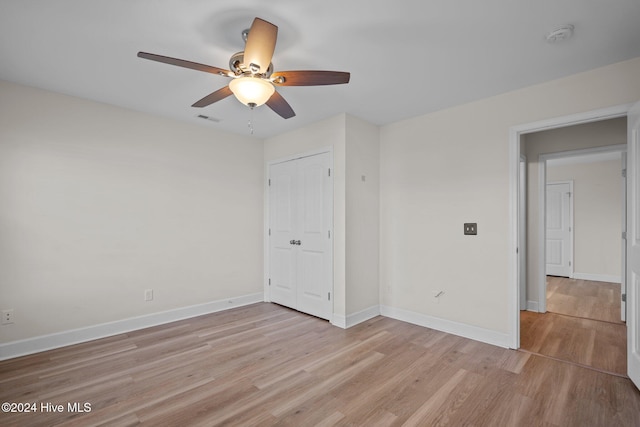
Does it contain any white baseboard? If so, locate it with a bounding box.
[331,314,347,328]
[332,305,380,329]
[0,293,263,361]
[572,273,621,284]
[379,305,511,349]
[527,300,539,312]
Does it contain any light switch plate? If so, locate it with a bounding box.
[464,223,477,235]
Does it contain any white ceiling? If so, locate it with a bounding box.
[1,0,639,138]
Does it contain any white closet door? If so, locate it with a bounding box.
[269,160,297,309]
[295,153,333,319]
[269,152,333,320]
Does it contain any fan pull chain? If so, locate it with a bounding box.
[247,103,255,135]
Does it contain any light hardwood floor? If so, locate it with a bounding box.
[546,276,622,323]
[520,310,627,375]
[520,276,627,376]
[2,303,640,426]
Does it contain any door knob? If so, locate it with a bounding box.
[294,240,301,245]
[290,240,295,245]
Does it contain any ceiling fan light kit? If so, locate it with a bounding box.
[137,17,350,122]
[229,75,275,107]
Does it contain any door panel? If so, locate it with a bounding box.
[296,153,332,319]
[628,100,640,389]
[269,161,297,308]
[302,163,324,233]
[546,182,572,277]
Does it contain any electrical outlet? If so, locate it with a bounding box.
[2,309,14,325]
[144,289,153,301]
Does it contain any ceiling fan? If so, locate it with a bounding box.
[138,17,350,119]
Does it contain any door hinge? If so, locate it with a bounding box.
[623,169,627,178]
[623,231,627,240]
[328,292,331,301]
[268,179,271,186]
[569,261,572,267]
[328,168,331,177]
[622,293,626,302]
[269,278,271,286]
[269,228,271,236]
[328,230,331,239]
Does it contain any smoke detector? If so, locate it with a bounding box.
[546,25,574,43]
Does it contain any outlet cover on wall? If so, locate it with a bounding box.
[144,289,153,301]
[2,309,14,325]
[464,223,477,235]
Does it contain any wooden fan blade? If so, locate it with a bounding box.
[271,70,350,86]
[138,52,230,76]
[266,91,295,119]
[243,18,278,74]
[192,86,233,108]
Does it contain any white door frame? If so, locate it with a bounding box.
[508,103,632,349]
[264,146,334,316]
[622,151,628,322]
[519,155,527,310]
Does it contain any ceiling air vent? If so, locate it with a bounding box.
[196,114,221,123]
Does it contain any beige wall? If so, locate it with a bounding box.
[0,81,264,343]
[547,159,622,280]
[524,118,626,303]
[380,57,640,336]
[345,115,380,315]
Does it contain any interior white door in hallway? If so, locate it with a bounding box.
[546,181,573,277]
[269,151,333,320]
[627,101,640,390]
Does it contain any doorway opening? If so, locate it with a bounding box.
[514,115,628,376]
[508,104,632,350]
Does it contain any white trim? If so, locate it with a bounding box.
[572,273,622,283]
[508,103,632,350]
[268,146,334,166]
[547,151,622,166]
[527,301,539,312]
[519,155,528,311]
[331,314,347,328]
[338,306,381,329]
[0,293,263,361]
[379,305,511,349]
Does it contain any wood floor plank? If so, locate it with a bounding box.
[546,276,621,323]
[1,302,639,426]
[520,310,627,375]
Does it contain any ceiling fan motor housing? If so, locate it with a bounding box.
[229,51,273,77]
